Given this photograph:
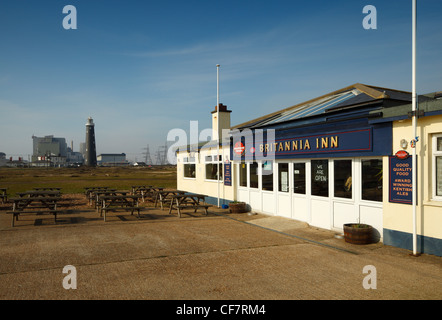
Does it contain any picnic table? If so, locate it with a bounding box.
[97,194,142,221]
[84,187,111,203]
[0,188,7,204]
[168,193,211,218]
[87,189,124,207]
[132,185,164,202]
[7,193,62,227]
[34,187,62,191]
[16,190,61,198]
[154,189,186,209]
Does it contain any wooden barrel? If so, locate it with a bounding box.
[343,223,373,245]
[229,202,247,213]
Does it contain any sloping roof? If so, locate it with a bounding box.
[233,83,412,129]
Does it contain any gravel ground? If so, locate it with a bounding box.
[0,194,441,306]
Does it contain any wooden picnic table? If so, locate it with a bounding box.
[34,187,62,191]
[7,195,62,227]
[154,189,186,209]
[97,194,142,222]
[91,190,129,208]
[16,190,61,198]
[132,186,164,202]
[84,187,111,199]
[0,188,7,204]
[168,193,211,218]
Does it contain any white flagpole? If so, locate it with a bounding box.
[216,64,220,208]
[411,0,418,256]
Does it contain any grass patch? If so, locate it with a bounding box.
[0,166,177,196]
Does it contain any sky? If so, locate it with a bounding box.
[1,0,441,162]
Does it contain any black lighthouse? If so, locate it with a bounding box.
[85,117,97,167]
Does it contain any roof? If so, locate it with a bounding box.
[233,83,413,129]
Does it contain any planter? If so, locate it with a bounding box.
[229,202,247,213]
[343,223,374,245]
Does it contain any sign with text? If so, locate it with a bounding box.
[389,155,416,204]
[224,162,232,186]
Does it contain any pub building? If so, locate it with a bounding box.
[176,83,442,256]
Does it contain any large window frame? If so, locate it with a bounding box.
[183,156,196,179]
[205,155,223,181]
[360,158,383,203]
[432,133,442,201]
[239,162,248,187]
[261,160,274,192]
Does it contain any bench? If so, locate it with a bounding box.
[7,209,61,227]
[175,204,212,216]
[102,206,141,222]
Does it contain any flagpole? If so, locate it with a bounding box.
[411,0,418,256]
[216,64,220,208]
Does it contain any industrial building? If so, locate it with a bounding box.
[97,153,128,166]
[176,83,442,256]
[32,135,68,166]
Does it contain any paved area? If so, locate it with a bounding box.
[0,201,441,301]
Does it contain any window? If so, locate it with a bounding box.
[183,156,196,178]
[278,163,289,192]
[311,160,328,197]
[262,161,273,191]
[250,162,258,188]
[239,162,247,187]
[205,155,222,181]
[293,163,306,194]
[361,159,382,202]
[334,160,352,199]
[433,134,442,200]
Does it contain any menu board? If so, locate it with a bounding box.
[389,156,416,204]
[224,162,232,186]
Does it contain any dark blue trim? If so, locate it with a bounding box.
[204,195,230,207]
[383,228,442,257]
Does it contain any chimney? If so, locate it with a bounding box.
[211,103,232,142]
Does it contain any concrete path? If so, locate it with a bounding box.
[0,206,441,301]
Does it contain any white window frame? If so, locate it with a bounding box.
[204,155,223,182]
[432,133,442,201]
[183,155,196,179]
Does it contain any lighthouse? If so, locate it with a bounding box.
[85,117,97,167]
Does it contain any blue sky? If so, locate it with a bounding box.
[1,0,441,162]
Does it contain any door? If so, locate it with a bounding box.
[276,162,291,218]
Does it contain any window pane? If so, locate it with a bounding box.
[334,160,352,199]
[362,159,383,202]
[437,137,442,152]
[239,162,247,187]
[437,156,442,196]
[293,163,306,194]
[311,160,328,197]
[250,162,258,188]
[262,161,273,191]
[206,163,222,180]
[278,163,289,192]
[184,164,196,178]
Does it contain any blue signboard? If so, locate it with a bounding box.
[389,155,415,204]
[224,162,232,186]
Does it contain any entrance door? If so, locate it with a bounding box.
[292,161,310,223]
[276,162,291,218]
